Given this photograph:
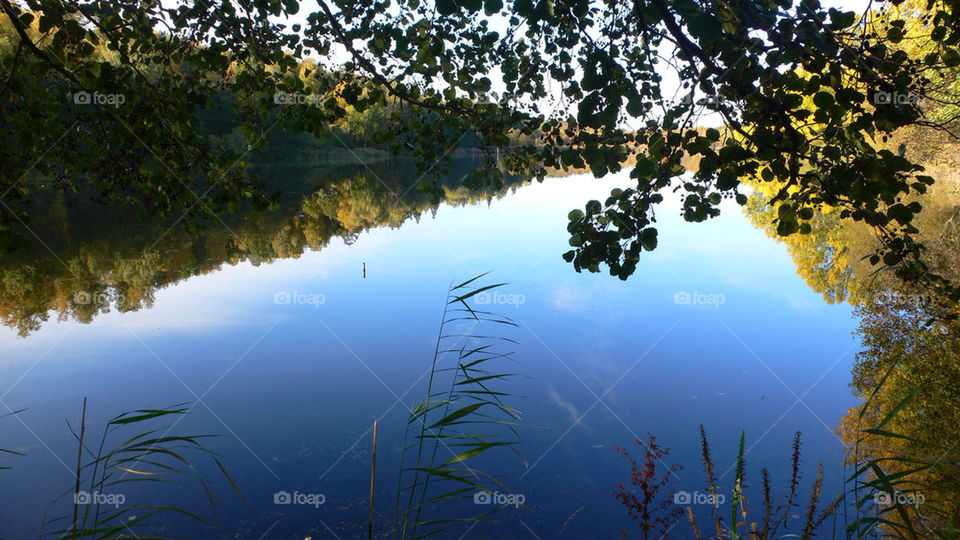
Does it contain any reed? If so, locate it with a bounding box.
[42,400,247,538]
[389,273,524,539]
[71,396,87,539]
[0,407,25,471]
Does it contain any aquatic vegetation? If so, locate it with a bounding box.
[0,407,24,470]
[616,428,839,539]
[391,274,524,538]
[0,275,523,538]
[614,434,683,539]
[841,302,960,538]
[684,428,839,539]
[41,399,246,538]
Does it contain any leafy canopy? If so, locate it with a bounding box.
[2,0,960,294]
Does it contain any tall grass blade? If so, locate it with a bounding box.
[47,400,245,538]
[395,274,523,539]
[0,408,26,470]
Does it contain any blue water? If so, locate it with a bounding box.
[0,172,859,538]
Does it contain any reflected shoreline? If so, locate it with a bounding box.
[1,152,531,336]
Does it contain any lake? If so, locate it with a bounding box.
[0,160,860,538]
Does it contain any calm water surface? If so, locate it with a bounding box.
[0,170,859,538]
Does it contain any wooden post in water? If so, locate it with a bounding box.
[368,418,377,540]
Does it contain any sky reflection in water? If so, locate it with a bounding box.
[0,172,858,538]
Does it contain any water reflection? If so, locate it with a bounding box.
[1,161,862,537]
[744,173,960,537]
[0,152,529,336]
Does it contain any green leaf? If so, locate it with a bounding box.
[687,12,722,46]
[777,217,799,236]
[484,0,503,14]
[640,228,658,251]
[436,0,457,15]
[633,157,656,178]
[813,91,835,108]
[461,0,483,12]
[888,204,913,225]
[441,442,506,466]
[428,402,485,429]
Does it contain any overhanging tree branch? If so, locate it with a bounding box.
[315,0,477,120]
[0,0,84,88]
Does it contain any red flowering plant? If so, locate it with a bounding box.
[614,435,684,539]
